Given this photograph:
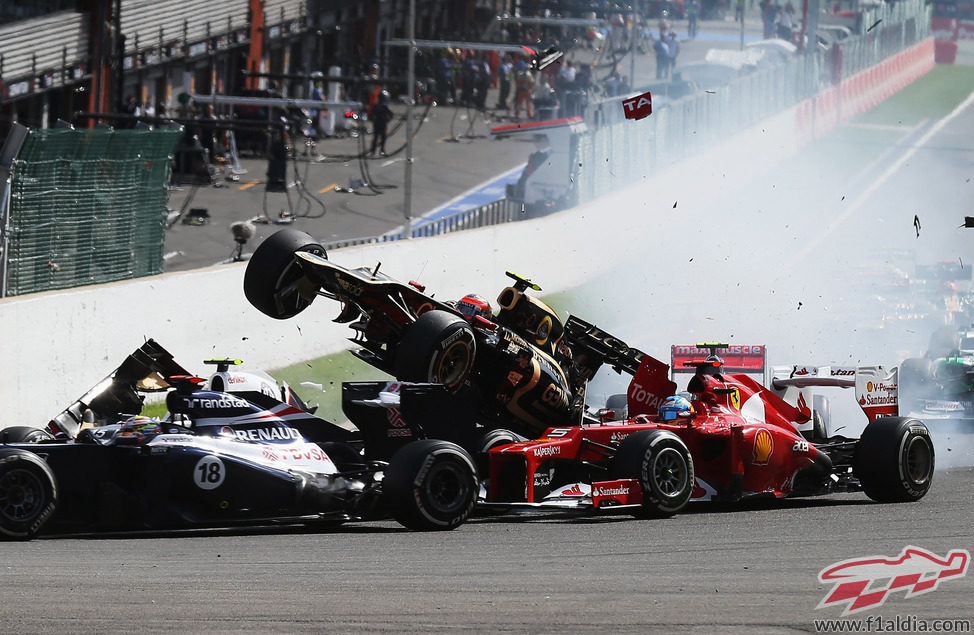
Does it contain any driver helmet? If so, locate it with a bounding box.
[456,294,493,320]
[659,395,694,421]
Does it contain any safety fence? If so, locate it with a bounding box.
[576,0,930,206]
[0,126,183,296]
[321,197,523,251]
[372,0,930,243]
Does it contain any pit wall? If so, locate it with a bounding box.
[0,43,935,425]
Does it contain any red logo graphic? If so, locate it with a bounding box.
[622,90,653,120]
[817,546,970,615]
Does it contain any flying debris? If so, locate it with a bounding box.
[867,19,882,32]
[622,90,653,120]
[914,214,921,237]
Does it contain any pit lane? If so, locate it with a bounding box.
[1,467,970,631]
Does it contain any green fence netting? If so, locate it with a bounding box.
[3,126,182,296]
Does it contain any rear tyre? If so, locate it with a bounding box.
[0,449,58,540]
[0,427,55,443]
[612,430,694,517]
[854,417,934,503]
[244,228,326,319]
[383,440,477,531]
[395,310,476,392]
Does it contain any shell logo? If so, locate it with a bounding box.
[867,381,874,392]
[753,428,774,465]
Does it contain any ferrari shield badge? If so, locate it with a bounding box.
[622,90,653,120]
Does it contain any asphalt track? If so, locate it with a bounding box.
[1,467,971,632]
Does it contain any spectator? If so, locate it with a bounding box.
[654,35,671,80]
[475,54,491,109]
[496,54,513,109]
[777,2,795,40]
[735,0,746,22]
[667,32,681,72]
[436,52,456,104]
[514,68,535,119]
[687,0,700,38]
[369,91,393,156]
[531,76,557,121]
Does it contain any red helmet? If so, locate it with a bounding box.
[456,294,492,320]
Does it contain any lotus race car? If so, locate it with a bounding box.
[243,229,650,441]
[0,340,481,540]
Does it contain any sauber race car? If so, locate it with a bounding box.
[0,340,481,540]
[243,228,650,441]
[896,325,974,427]
[470,345,934,518]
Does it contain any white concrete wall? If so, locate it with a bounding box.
[0,99,804,426]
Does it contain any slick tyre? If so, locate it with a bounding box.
[244,228,326,319]
[0,427,55,443]
[854,417,934,503]
[395,310,476,392]
[472,428,520,477]
[383,440,478,531]
[0,449,57,540]
[612,430,694,518]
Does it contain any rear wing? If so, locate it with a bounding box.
[670,344,766,378]
[769,364,899,421]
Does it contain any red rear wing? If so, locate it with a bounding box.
[670,345,767,376]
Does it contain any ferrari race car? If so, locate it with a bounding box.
[0,340,481,540]
[468,346,935,517]
[243,228,649,441]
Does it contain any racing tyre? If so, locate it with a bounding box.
[0,449,57,540]
[244,228,326,319]
[472,428,520,476]
[395,310,476,392]
[383,440,478,531]
[854,417,934,503]
[612,430,694,518]
[0,426,55,443]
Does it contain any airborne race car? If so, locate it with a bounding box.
[243,228,651,442]
[0,340,481,540]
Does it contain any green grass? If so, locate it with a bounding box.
[143,64,974,424]
[854,65,974,126]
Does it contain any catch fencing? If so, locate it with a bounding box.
[0,126,182,296]
[576,0,930,205]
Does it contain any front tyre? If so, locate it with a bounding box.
[0,449,58,540]
[395,310,476,392]
[612,430,694,517]
[383,440,478,531]
[854,417,934,503]
[244,228,326,319]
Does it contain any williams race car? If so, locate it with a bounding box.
[243,228,649,441]
[469,346,934,517]
[0,340,480,540]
